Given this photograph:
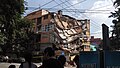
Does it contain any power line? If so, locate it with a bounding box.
[53,0,101,32]
[53,0,94,31]
[59,0,75,12]
[60,0,99,30]
[56,0,96,26]
[33,8,111,11]
[27,0,54,14]
[62,10,111,14]
[60,0,87,11]
[58,0,89,21]
[82,13,101,30]
[57,0,100,30]
[30,7,111,13]
[64,0,101,30]
[53,0,75,15]
[90,4,112,10]
[34,0,54,10]
[47,0,70,10]
[60,0,87,18]
[65,1,112,13]
[26,0,104,30]
[40,0,54,8]
[35,8,111,14]
[64,9,111,11]
[52,0,101,34]
[27,0,112,15]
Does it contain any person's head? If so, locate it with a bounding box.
[8,65,16,68]
[44,47,55,58]
[58,55,66,66]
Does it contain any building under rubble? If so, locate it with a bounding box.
[25,9,90,54]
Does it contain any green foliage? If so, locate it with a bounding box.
[0,0,24,15]
[109,0,120,50]
[0,0,34,53]
[114,0,120,8]
[0,33,7,45]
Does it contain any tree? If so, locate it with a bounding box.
[114,0,120,8]
[109,0,120,50]
[0,0,34,54]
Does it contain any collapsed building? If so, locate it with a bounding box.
[25,9,90,54]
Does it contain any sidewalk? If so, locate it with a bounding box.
[0,62,76,68]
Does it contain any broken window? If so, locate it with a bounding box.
[37,17,41,25]
[44,15,48,20]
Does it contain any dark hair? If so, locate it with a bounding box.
[58,55,66,66]
[8,65,16,68]
[44,47,55,57]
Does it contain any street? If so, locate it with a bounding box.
[0,62,76,68]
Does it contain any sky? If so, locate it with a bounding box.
[24,0,116,38]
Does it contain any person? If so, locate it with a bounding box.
[8,65,16,68]
[39,47,64,68]
[4,55,9,62]
[19,52,37,68]
[58,55,66,67]
[73,55,79,68]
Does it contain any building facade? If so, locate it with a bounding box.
[26,10,59,52]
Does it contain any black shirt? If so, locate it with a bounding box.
[40,58,64,68]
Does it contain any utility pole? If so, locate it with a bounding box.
[102,24,110,50]
[100,24,110,68]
